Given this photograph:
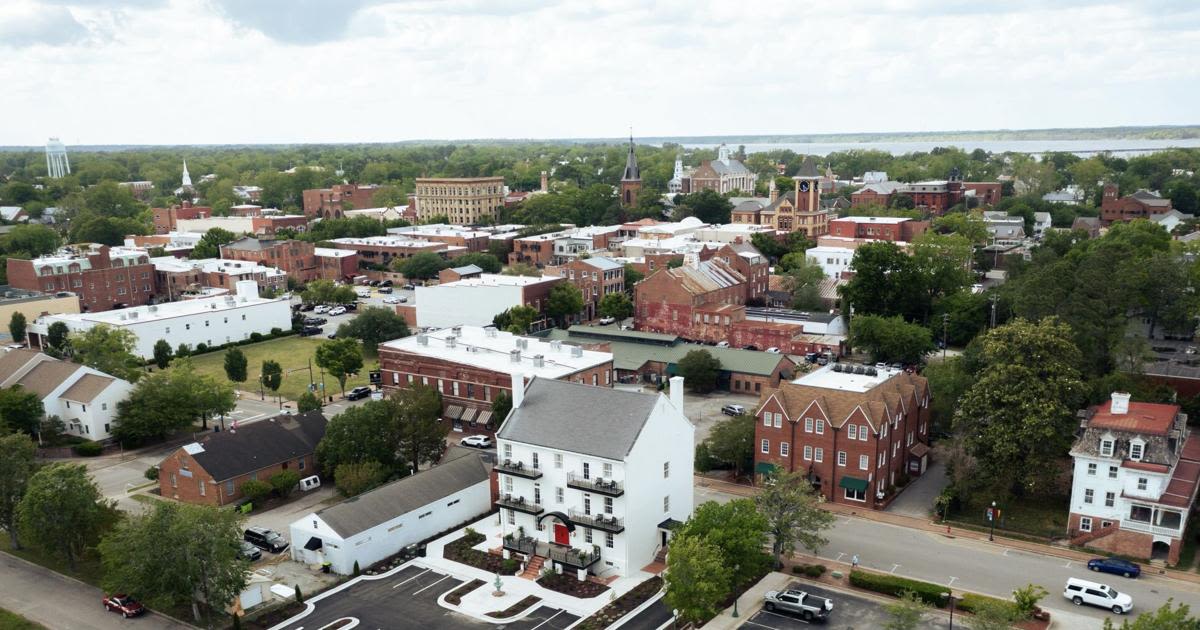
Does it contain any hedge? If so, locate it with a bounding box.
[848,570,949,607]
[957,592,1017,616]
[72,441,103,457]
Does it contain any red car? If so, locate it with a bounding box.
[103,594,145,618]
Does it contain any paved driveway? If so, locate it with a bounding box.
[884,459,947,519]
[739,583,892,630]
[617,598,673,630]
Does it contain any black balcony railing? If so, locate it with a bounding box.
[496,494,544,515]
[502,535,601,570]
[495,459,543,480]
[566,473,624,497]
[568,510,624,533]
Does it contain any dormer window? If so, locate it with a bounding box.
[1129,440,1145,462]
[1100,439,1115,457]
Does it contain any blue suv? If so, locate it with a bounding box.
[1087,557,1141,578]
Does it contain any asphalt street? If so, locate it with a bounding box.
[740,582,892,630]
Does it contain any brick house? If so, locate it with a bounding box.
[157,411,328,506]
[152,201,211,234]
[6,245,157,312]
[302,184,382,219]
[1100,184,1174,226]
[327,236,465,272]
[1067,393,1200,564]
[545,257,625,322]
[827,217,929,243]
[314,247,359,283]
[220,238,319,284]
[754,363,931,509]
[699,243,769,303]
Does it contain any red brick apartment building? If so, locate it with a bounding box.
[327,236,464,271]
[158,411,327,506]
[6,245,157,312]
[220,238,320,283]
[827,217,929,242]
[152,201,211,234]
[378,326,613,432]
[1100,184,1174,226]
[754,363,931,508]
[544,257,625,321]
[302,184,382,219]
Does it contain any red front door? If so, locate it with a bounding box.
[553,523,569,545]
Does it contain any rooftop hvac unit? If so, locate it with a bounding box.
[148,305,158,313]
[866,367,877,376]
[417,334,429,346]
[832,364,843,372]
[484,326,498,338]
[445,336,457,349]
[128,311,138,319]
[570,346,583,358]
[509,349,521,363]
[516,338,528,350]
[550,340,562,351]
[451,325,462,337]
[532,354,544,368]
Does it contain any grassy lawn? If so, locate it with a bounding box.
[0,607,47,630]
[172,336,378,403]
[0,536,105,590]
[952,494,1070,539]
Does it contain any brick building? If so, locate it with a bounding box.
[733,158,829,236]
[327,236,465,271]
[388,224,493,252]
[378,325,614,432]
[1100,184,1174,226]
[152,201,211,234]
[1067,393,1200,564]
[6,245,156,312]
[413,177,505,225]
[314,247,359,282]
[754,363,931,508]
[175,215,309,238]
[508,228,574,268]
[827,217,929,242]
[157,411,328,506]
[699,243,769,303]
[544,256,625,322]
[220,238,319,284]
[302,184,382,219]
[851,175,1001,215]
[152,257,288,298]
[681,144,758,194]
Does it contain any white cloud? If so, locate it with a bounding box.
[1,0,1197,145]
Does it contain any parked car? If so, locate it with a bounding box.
[1063,577,1133,614]
[347,386,372,401]
[328,306,347,316]
[103,594,146,618]
[340,302,357,311]
[300,302,316,312]
[461,435,493,449]
[383,296,402,304]
[313,305,329,314]
[239,541,262,561]
[380,279,393,287]
[402,283,415,290]
[326,332,337,339]
[369,280,381,287]
[716,341,731,348]
[303,317,327,326]
[721,404,746,416]
[299,325,322,336]
[598,316,616,325]
[378,286,394,294]
[766,347,781,354]
[763,589,833,622]
[1088,557,1141,578]
[244,527,289,553]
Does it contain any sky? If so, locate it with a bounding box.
[0,0,1198,146]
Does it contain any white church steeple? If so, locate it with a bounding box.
[181,160,193,189]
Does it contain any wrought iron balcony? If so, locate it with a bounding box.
[496,494,544,515]
[568,509,624,534]
[502,534,537,556]
[502,535,601,570]
[495,459,543,480]
[566,473,624,497]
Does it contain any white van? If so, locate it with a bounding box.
[1063,577,1132,614]
[298,475,322,492]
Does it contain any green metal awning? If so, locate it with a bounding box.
[755,462,778,475]
[838,476,869,492]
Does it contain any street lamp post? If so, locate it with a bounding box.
[989,500,997,541]
[942,591,957,629]
[732,564,741,617]
[942,313,949,359]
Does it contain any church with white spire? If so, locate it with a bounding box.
[174,160,195,197]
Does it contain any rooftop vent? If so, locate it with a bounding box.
[516,338,529,350]
[509,349,521,363]
[853,365,865,375]
[451,325,462,337]
[416,333,429,346]
[550,340,562,352]
[484,326,498,338]
[832,364,843,372]
[866,367,877,376]
[570,346,583,358]
[532,354,545,368]
[445,335,457,349]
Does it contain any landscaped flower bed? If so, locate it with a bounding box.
[445,579,485,605]
[442,530,519,575]
[485,595,540,618]
[536,572,610,598]
[574,576,663,630]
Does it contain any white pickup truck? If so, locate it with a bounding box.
[763,589,834,622]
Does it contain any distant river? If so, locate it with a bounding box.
[677,138,1200,157]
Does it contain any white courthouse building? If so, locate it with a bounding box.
[494,376,694,578]
[29,280,291,359]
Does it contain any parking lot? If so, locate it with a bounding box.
[739,583,893,630]
[274,564,580,630]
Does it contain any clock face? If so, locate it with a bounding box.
[798,181,810,192]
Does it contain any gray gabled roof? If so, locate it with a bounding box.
[449,264,483,275]
[186,411,328,482]
[581,257,622,271]
[497,378,659,460]
[796,157,820,179]
[315,453,490,539]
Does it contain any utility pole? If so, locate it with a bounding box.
[942,313,949,359]
[989,294,998,328]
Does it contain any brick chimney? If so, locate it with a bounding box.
[510,372,525,409]
[540,171,548,193]
[1111,392,1131,415]
[769,177,778,203]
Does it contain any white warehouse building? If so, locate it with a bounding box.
[495,376,694,578]
[28,280,291,359]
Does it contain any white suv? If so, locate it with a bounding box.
[1063,577,1132,614]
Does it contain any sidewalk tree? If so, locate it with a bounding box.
[1103,600,1199,630]
[269,470,301,499]
[337,306,410,351]
[394,251,448,279]
[99,502,248,623]
[842,242,925,322]
[679,499,771,588]
[1012,583,1048,620]
[261,359,283,402]
[46,322,69,356]
[491,391,512,426]
[884,590,931,630]
[152,339,173,369]
[848,314,935,364]
[297,391,321,412]
[0,386,44,435]
[754,472,835,567]
[677,349,721,393]
[492,305,538,334]
[392,385,447,474]
[8,312,26,344]
[189,227,237,260]
[315,338,364,396]
[0,434,36,549]
[662,532,731,625]
[316,400,400,476]
[18,463,112,571]
[301,280,355,306]
[546,283,584,328]
[623,264,643,292]
[223,347,248,385]
[68,325,143,383]
[598,293,633,321]
[702,413,755,476]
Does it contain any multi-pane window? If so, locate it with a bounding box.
[837,451,847,466]
[1084,489,1094,504]
[848,425,858,440]
[859,455,869,470]
[814,448,823,462]
[804,418,814,433]
[761,439,769,453]
[1105,492,1115,508]
[780,442,790,456]
[1137,477,1148,491]
[814,420,824,435]
[803,446,813,461]
[1087,463,1097,476]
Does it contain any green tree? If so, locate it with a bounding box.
[932,212,989,244]
[301,280,356,306]
[932,291,989,347]
[260,360,283,403]
[502,262,541,277]
[46,322,69,356]
[392,385,447,474]
[677,349,721,393]
[679,499,771,588]
[491,390,513,427]
[849,314,935,364]
[1012,584,1048,620]
[0,434,36,549]
[395,251,448,279]
[780,254,827,311]
[99,502,248,623]
[751,232,788,261]
[1103,599,1200,630]
[336,306,410,351]
[269,470,301,499]
[911,232,974,320]
[114,361,235,442]
[316,400,401,476]
[0,386,44,435]
[968,598,1018,630]
[754,472,835,568]
[623,264,644,292]
[674,189,733,224]
[492,305,538,334]
[189,227,238,260]
[152,339,173,369]
[84,181,144,218]
[2,225,60,257]
[70,214,148,246]
[546,283,584,328]
[703,413,755,476]
[451,252,503,273]
[239,480,272,503]
[884,590,931,630]
[334,461,388,497]
[18,463,111,571]
[598,293,633,320]
[68,325,143,383]
[315,338,364,397]
[223,347,248,384]
[297,391,321,412]
[841,242,925,322]
[662,533,731,625]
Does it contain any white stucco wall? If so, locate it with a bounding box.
[416,284,523,329]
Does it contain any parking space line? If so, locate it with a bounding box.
[947,576,957,587]
[391,568,431,588]
[411,574,450,595]
[890,563,900,574]
[529,609,563,630]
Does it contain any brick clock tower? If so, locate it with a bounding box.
[620,135,642,208]
[792,156,822,213]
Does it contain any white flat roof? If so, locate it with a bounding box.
[382,326,611,378]
[792,363,903,393]
[834,216,911,224]
[313,247,356,258]
[329,236,445,248]
[436,273,556,288]
[45,292,281,326]
[388,224,489,238]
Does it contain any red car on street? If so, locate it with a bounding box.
[103,594,145,618]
